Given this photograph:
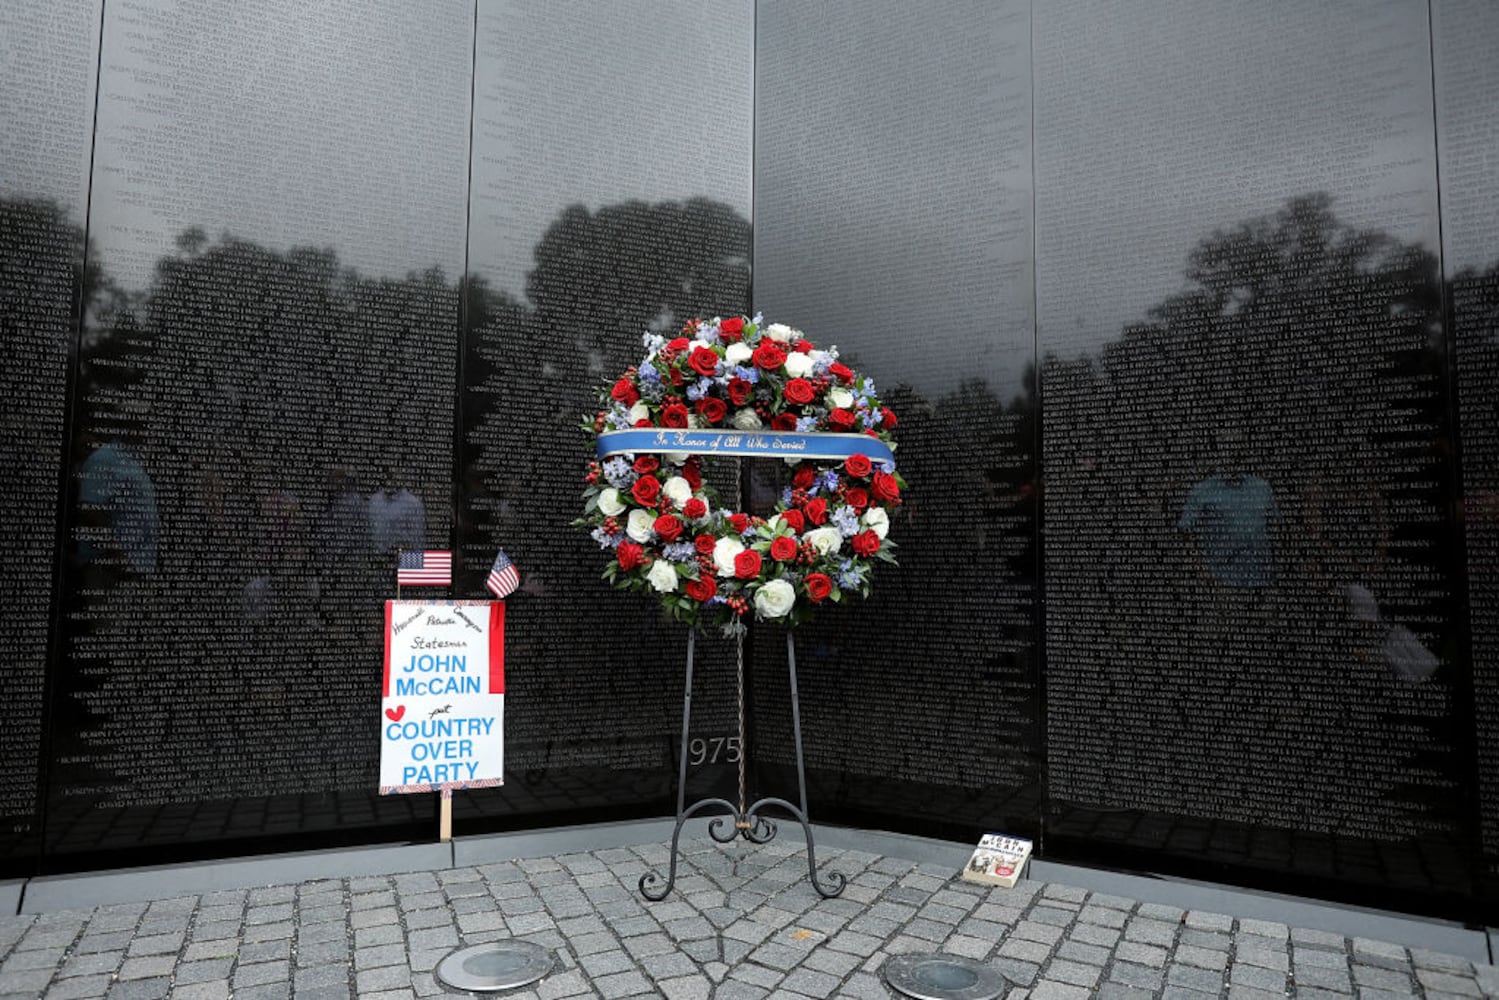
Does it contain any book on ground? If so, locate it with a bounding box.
[961,833,1033,888]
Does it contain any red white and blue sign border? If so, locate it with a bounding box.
[380,600,505,795]
[577,315,905,634]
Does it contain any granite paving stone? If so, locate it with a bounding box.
[1295,959,1355,995]
[1230,960,1289,992]
[0,840,1490,1000]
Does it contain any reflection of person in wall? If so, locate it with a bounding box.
[369,475,426,555]
[1177,450,1280,589]
[77,439,160,575]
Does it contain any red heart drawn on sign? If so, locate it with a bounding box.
[385,706,406,722]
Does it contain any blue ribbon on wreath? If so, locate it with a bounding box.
[596,428,895,470]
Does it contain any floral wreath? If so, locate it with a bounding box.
[576,314,905,634]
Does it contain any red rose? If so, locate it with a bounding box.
[828,408,856,431]
[779,509,805,533]
[851,530,880,557]
[791,340,814,354]
[611,377,639,406]
[632,476,661,506]
[661,402,689,428]
[792,464,816,490]
[771,413,798,431]
[696,397,727,424]
[845,454,872,478]
[880,406,898,429]
[734,550,762,580]
[653,514,683,542]
[684,498,707,520]
[729,513,750,534]
[829,362,854,385]
[719,317,744,341]
[872,470,900,503]
[685,575,718,602]
[662,337,690,360]
[752,341,787,371]
[770,537,797,562]
[844,487,869,510]
[804,498,828,525]
[682,460,702,491]
[633,418,654,428]
[616,541,645,571]
[727,377,752,406]
[634,455,659,474]
[669,368,684,387]
[688,345,720,377]
[694,533,716,555]
[783,378,815,405]
[804,573,832,602]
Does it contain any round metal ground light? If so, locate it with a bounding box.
[435,941,556,994]
[882,953,1007,1000]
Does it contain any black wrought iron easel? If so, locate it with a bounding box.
[639,629,846,900]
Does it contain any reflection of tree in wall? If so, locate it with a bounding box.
[459,198,751,770]
[62,229,459,807]
[1043,195,1462,848]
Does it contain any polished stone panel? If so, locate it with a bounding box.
[0,0,101,869]
[752,0,1040,839]
[1433,0,1499,896]
[48,0,473,855]
[1035,0,1465,899]
[454,0,754,823]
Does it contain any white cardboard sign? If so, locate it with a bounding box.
[379,600,504,794]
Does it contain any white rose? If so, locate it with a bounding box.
[713,537,745,577]
[732,408,762,430]
[647,559,679,593]
[665,451,691,464]
[829,387,855,409]
[628,401,650,423]
[662,476,693,508]
[627,508,655,543]
[765,323,796,343]
[597,488,625,517]
[754,579,796,618]
[862,507,890,540]
[783,352,813,378]
[687,412,702,429]
[803,526,843,556]
[725,342,753,365]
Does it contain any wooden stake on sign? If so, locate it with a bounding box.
[439,794,453,842]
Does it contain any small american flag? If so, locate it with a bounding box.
[486,549,520,600]
[397,550,451,586]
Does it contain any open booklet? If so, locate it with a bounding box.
[961,833,1033,888]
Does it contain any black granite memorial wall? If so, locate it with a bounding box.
[452,0,754,823]
[751,0,1042,842]
[1433,0,1499,899]
[1029,0,1469,906]
[44,0,474,860]
[0,0,102,872]
[2,0,1499,919]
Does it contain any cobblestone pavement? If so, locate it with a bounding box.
[1,837,1496,999]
